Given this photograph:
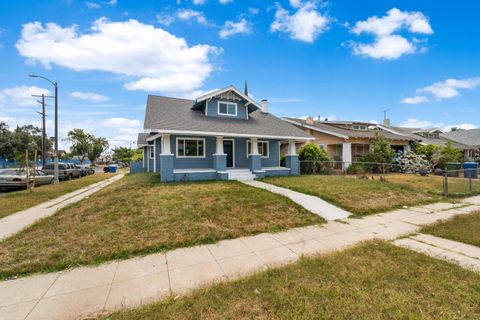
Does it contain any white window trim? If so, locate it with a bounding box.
[176,137,206,158]
[247,140,269,158]
[149,145,154,160]
[217,101,238,117]
[223,138,235,168]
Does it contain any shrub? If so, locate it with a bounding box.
[298,143,329,161]
[431,142,463,169]
[346,163,366,175]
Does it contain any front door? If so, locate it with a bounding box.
[223,140,234,168]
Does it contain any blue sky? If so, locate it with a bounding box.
[1,0,479,149]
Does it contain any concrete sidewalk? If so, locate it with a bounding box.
[1,197,479,320]
[242,180,351,220]
[394,233,480,273]
[0,174,124,241]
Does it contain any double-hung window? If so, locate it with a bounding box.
[149,146,154,159]
[218,102,237,116]
[247,140,269,158]
[177,138,205,158]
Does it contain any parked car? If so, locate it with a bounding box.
[0,169,54,190]
[43,163,79,181]
[77,164,95,175]
[75,164,88,177]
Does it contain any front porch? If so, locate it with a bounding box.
[148,134,301,182]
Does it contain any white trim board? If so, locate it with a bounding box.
[145,130,313,142]
[176,137,206,158]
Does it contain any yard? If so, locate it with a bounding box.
[103,241,480,320]
[384,173,480,197]
[422,211,480,247]
[0,172,117,219]
[262,175,443,215]
[0,173,321,279]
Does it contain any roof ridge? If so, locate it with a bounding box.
[148,94,195,102]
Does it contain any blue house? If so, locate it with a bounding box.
[137,86,313,182]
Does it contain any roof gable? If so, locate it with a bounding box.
[193,85,262,113]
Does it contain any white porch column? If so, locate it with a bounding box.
[405,144,411,153]
[215,136,225,155]
[287,140,297,155]
[250,137,260,155]
[161,133,173,155]
[342,142,352,169]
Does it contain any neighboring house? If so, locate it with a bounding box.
[394,127,476,160]
[283,117,413,166]
[442,128,480,160]
[137,86,313,182]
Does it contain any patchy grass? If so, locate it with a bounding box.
[103,241,480,320]
[422,211,480,247]
[384,174,480,197]
[262,175,441,215]
[0,173,321,279]
[0,173,117,218]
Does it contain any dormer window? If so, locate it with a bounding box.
[352,125,367,131]
[218,101,237,116]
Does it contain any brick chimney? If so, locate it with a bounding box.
[306,116,314,125]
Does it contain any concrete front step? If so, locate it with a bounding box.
[227,169,256,181]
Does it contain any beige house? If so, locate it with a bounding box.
[283,117,414,167]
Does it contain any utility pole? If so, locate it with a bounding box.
[29,74,59,184]
[32,94,54,168]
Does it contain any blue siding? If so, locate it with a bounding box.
[166,135,281,170]
[205,97,249,120]
[170,135,216,169]
[147,143,154,172]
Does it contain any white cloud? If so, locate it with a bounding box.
[70,91,109,102]
[398,118,443,129]
[102,117,141,128]
[156,13,175,26]
[401,95,430,104]
[248,7,260,15]
[0,85,50,108]
[270,1,330,43]
[418,77,480,99]
[349,8,433,60]
[219,18,251,39]
[85,1,101,9]
[192,0,205,4]
[444,123,478,132]
[16,18,219,94]
[219,0,233,4]
[107,0,117,5]
[177,9,208,25]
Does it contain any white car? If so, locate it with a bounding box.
[0,169,54,190]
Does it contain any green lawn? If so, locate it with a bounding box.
[0,173,322,280]
[422,211,480,247]
[262,175,442,215]
[103,241,480,320]
[0,172,117,218]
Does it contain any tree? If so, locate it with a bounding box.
[87,137,109,165]
[414,143,440,162]
[112,146,139,162]
[67,129,90,164]
[67,129,108,165]
[0,122,13,160]
[432,142,462,169]
[131,149,143,162]
[365,132,396,164]
[298,143,329,161]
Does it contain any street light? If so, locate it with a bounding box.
[29,73,59,184]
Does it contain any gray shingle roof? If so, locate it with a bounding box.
[285,118,411,141]
[143,95,312,140]
[393,127,473,150]
[137,133,149,146]
[442,129,480,147]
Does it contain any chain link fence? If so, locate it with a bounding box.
[300,160,480,197]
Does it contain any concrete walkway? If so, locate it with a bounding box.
[1,196,479,320]
[394,234,480,273]
[242,180,351,220]
[0,174,124,241]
